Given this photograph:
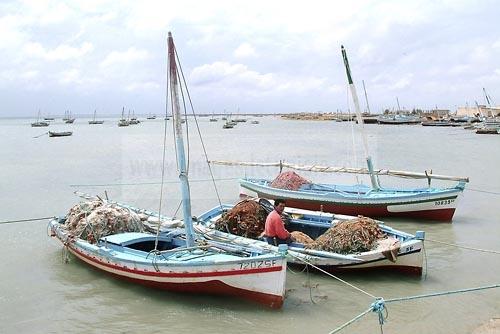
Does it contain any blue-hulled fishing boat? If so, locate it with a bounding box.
[48,32,287,308]
[197,199,424,276]
[210,46,469,222]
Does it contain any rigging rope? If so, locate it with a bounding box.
[175,46,223,208]
[0,216,55,225]
[68,177,239,188]
[154,40,172,252]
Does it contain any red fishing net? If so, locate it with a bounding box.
[270,171,311,190]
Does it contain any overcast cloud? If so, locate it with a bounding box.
[0,0,498,117]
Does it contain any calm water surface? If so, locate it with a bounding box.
[0,116,499,333]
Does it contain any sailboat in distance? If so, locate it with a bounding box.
[88,109,104,124]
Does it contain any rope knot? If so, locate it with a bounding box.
[371,298,387,325]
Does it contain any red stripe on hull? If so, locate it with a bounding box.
[71,243,283,278]
[246,194,456,222]
[66,244,284,308]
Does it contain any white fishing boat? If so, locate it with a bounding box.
[31,110,49,127]
[49,32,287,308]
[88,110,104,124]
[197,199,424,275]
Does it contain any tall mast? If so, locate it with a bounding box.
[396,97,401,111]
[167,32,195,247]
[362,80,371,115]
[341,45,379,190]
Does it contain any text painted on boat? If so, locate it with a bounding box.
[435,199,455,206]
[239,259,277,269]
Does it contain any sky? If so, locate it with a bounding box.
[0,0,499,117]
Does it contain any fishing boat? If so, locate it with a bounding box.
[88,110,104,124]
[31,110,49,127]
[197,199,424,275]
[129,110,140,124]
[209,112,218,122]
[209,46,469,222]
[146,113,156,120]
[377,114,421,125]
[48,131,72,137]
[63,110,75,123]
[118,107,130,127]
[48,32,287,308]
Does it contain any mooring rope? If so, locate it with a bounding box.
[0,216,55,225]
[288,253,377,299]
[426,238,500,254]
[330,283,500,334]
[466,187,500,196]
[384,283,500,304]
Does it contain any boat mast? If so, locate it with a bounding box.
[168,32,195,247]
[341,45,379,190]
[362,80,371,115]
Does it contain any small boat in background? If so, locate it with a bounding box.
[118,107,130,127]
[49,131,72,137]
[129,110,140,124]
[63,110,75,123]
[88,110,104,124]
[377,114,421,125]
[31,110,49,127]
[146,113,156,120]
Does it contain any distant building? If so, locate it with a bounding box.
[456,105,500,117]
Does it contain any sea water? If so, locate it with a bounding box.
[0,116,499,333]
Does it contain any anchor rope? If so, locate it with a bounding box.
[329,283,500,334]
[384,283,500,303]
[0,216,55,225]
[288,253,377,299]
[466,187,500,196]
[426,238,500,254]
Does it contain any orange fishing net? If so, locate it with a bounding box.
[214,199,268,238]
[307,216,386,254]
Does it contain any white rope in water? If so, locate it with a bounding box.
[426,238,500,254]
[288,252,377,299]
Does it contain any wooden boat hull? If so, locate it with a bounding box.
[198,205,423,276]
[239,178,464,222]
[31,122,49,127]
[49,131,72,137]
[49,220,286,308]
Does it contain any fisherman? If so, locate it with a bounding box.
[264,199,294,245]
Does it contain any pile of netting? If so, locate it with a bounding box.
[214,199,268,238]
[64,200,145,244]
[270,171,311,190]
[306,216,386,254]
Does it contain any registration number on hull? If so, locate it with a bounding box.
[239,259,277,270]
[435,199,455,206]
